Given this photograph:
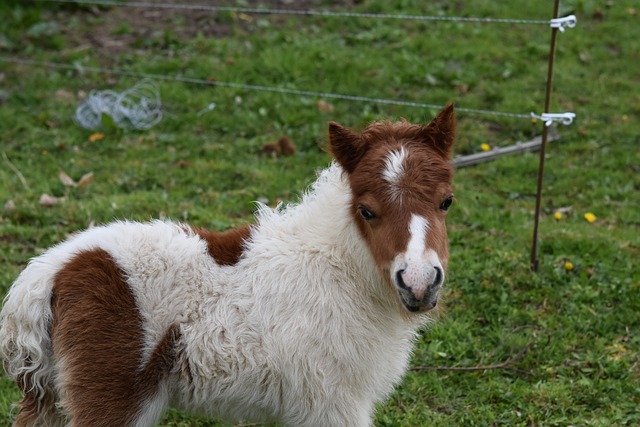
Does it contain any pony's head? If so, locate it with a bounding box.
[329,104,456,314]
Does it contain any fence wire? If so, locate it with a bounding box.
[40,0,551,25]
[0,56,533,120]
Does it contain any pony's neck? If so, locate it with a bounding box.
[255,163,394,308]
[259,163,362,249]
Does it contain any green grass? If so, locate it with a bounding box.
[1,0,639,425]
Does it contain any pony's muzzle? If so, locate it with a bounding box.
[394,264,444,313]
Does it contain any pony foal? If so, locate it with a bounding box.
[0,105,456,426]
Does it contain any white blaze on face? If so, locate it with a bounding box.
[393,214,443,301]
[406,214,428,264]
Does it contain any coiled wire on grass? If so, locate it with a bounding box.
[74,78,162,130]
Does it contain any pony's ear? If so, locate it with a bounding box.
[421,103,456,159]
[328,121,367,174]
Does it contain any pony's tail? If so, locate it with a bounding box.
[0,259,60,425]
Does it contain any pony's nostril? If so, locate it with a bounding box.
[395,269,408,290]
[434,266,443,287]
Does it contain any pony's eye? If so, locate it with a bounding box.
[439,195,453,212]
[358,206,376,220]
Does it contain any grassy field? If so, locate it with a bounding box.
[1,0,638,425]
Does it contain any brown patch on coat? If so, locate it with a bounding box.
[49,248,179,426]
[193,225,252,266]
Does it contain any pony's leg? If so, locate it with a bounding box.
[298,398,373,427]
[50,248,176,427]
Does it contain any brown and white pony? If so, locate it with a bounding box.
[0,104,456,427]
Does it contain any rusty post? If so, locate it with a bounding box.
[531,0,562,272]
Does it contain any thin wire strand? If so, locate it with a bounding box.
[0,56,533,120]
[39,0,550,25]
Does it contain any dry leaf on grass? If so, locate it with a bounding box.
[59,171,76,187]
[261,136,296,158]
[39,193,66,206]
[59,171,94,188]
[89,132,105,142]
[316,100,334,113]
[76,172,94,188]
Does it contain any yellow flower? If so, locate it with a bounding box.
[480,143,491,151]
[564,262,574,271]
[554,212,563,220]
[622,114,629,122]
[584,212,597,223]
